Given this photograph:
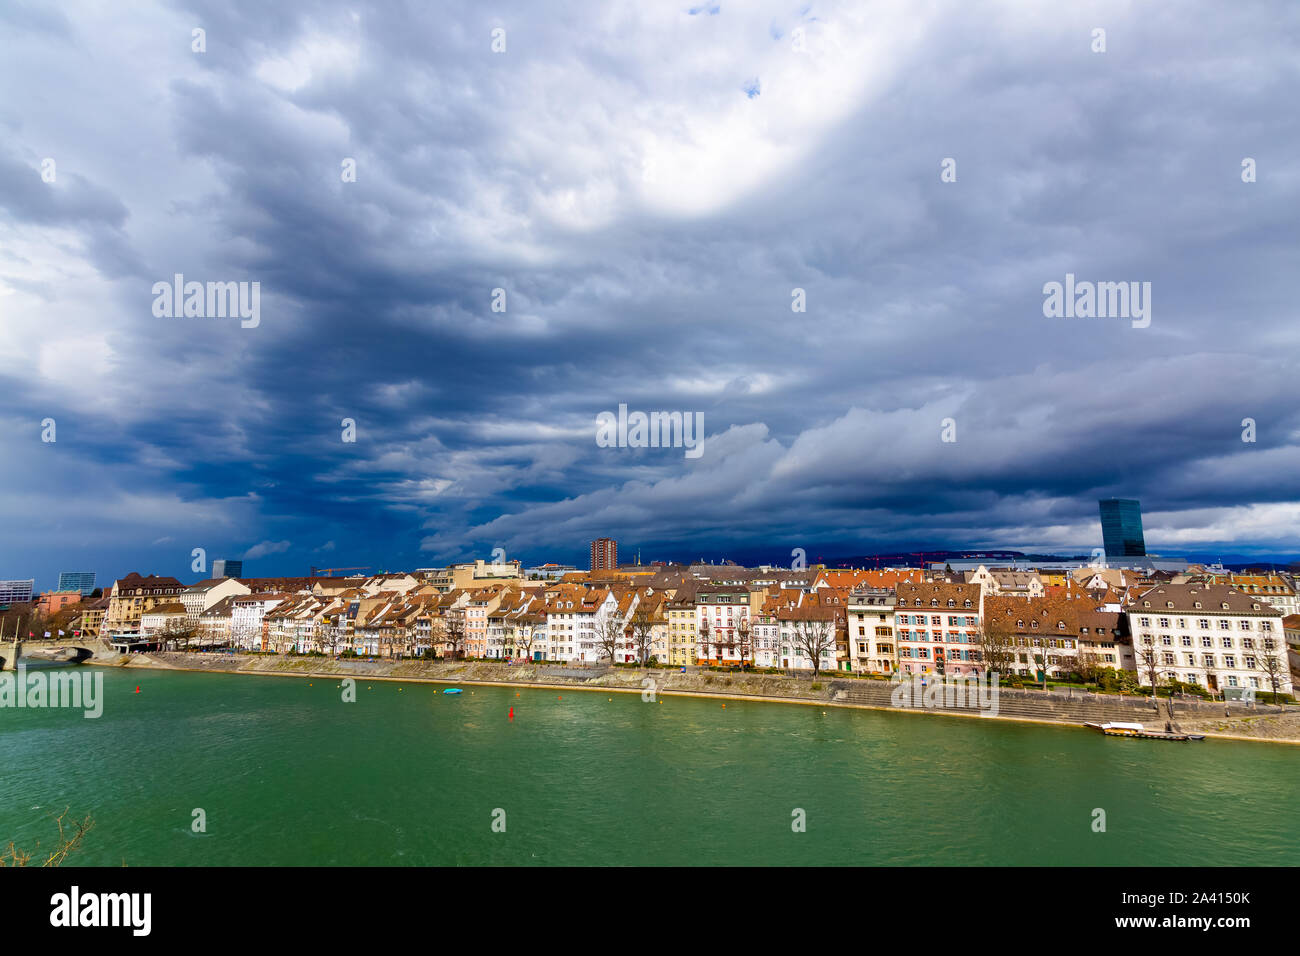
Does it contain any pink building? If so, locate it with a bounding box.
[37,590,83,615]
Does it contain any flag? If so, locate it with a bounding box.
[44,631,51,638]
[58,630,65,636]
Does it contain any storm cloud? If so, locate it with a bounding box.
[1,0,1298,586]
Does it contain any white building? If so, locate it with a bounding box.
[694,586,754,665]
[230,593,297,650]
[1127,585,1292,695]
[180,577,251,624]
[846,587,897,673]
[542,586,620,663]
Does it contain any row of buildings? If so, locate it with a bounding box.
[71,559,1298,696]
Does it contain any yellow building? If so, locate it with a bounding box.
[665,587,698,667]
[104,573,186,634]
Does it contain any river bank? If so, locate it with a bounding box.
[101,650,1300,744]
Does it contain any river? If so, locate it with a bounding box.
[1,668,1295,865]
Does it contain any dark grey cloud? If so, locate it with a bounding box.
[1,0,1298,587]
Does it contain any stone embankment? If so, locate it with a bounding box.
[93,650,1300,743]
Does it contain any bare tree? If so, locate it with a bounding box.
[516,620,542,662]
[1137,642,1163,702]
[975,616,1017,680]
[161,619,202,652]
[629,604,658,667]
[736,617,753,670]
[1,808,94,867]
[596,615,623,664]
[1257,639,1287,701]
[791,617,835,678]
[442,614,467,659]
[1031,639,1049,691]
[697,618,712,665]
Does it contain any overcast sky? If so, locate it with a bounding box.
[2,0,1298,588]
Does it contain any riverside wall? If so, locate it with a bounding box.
[93,650,1300,744]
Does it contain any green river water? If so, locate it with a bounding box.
[1,668,1295,865]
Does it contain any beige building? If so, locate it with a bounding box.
[77,597,110,638]
[963,566,1045,598]
[104,574,186,634]
[664,585,698,666]
[419,560,523,593]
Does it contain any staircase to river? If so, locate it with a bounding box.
[830,680,1177,725]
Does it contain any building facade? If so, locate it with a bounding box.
[0,579,35,604]
[57,571,97,596]
[893,583,983,676]
[212,559,244,579]
[1100,498,1146,558]
[1127,584,1292,695]
[590,538,618,572]
[847,587,897,673]
[37,590,83,615]
[104,574,185,634]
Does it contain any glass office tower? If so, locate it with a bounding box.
[57,571,97,596]
[1099,498,1146,557]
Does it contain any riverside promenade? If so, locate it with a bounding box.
[95,648,1300,744]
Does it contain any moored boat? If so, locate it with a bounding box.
[1084,720,1204,741]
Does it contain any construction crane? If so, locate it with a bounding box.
[310,566,371,577]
